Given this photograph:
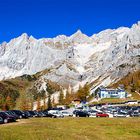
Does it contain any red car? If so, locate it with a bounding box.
[96,112,109,117]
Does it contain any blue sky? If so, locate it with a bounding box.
[0,0,140,43]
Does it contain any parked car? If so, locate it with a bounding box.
[89,110,97,117]
[33,111,42,117]
[37,111,46,117]
[28,111,38,117]
[23,111,33,118]
[11,110,28,119]
[48,110,64,118]
[60,111,72,117]
[6,111,19,120]
[0,117,3,124]
[130,111,140,117]
[75,111,89,117]
[43,111,57,118]
[0,111,16,123]
[96,112,109,117]
[113,112,129,118]
[73,110,78,117]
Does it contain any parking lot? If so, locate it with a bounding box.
[0,105,140,125]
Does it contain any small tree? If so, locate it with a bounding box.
[131,77,136,92]
[64,91,71,105]
[76,84,90,102]
[43,95,47,110]
[15,92,29,111]
[47,94,52,109]
[30,100,34,111]
[59,89,64,104]
[2,103,8,111]
[25,100,30,111]
[36,97,41,111]
[0,95,4,109]
[5,96,13,110]
[21,99,29,111]
[52,96,55,108]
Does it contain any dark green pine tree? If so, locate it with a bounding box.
[47,94,52,109]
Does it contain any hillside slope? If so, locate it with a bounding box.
[110,70,140,100]
[0,72,61,110]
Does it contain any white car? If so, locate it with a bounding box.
[60,111,72,117]
[89,110,97,117]
[107,113,114,118]
[48,110,64,118]
[113,113,129,117]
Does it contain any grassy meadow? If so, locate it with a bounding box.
[0,117,140,140]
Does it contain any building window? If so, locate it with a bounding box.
[102,93,104,98]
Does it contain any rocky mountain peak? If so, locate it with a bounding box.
[70,29,92,44]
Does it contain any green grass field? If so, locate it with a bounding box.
[0,118,140,140]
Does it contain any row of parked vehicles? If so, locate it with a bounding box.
[92,105,140,117]
[0,109,73,124]
[70,105,140,118]
[98,105,140,118]
[0,105,140,124]
[68,105,140,118]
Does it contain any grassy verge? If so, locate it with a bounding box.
[91,98,133,105]
[0,118,140,140]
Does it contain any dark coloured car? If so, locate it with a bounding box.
[28,111,38,117]
[130,111,140,117]
[35,111,44,117]
[6,111,19,120]
[23,111,31,117]
[0,112,16,123]
[0,117,3,124]
[75,111,89,117]
[73,110,78,115]
[11,110,28,119]
[37,111,46,117]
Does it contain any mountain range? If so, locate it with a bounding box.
[0,21,140,93]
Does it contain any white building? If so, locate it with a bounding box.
[95,86,127,99]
